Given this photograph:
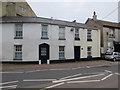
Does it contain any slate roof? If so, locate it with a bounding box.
[86,18,120,29]
[0,16,98,30]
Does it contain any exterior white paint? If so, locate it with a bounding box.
[74,28,100,58]
[118,1,120,23]
[1,17,101,63]
[0,23,2,61]
[2,23,75,62]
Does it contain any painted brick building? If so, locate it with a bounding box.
[0,16,100,64]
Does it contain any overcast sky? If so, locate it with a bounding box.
[26,0,119,23]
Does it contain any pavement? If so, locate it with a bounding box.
[1,60,119,72]
[0,60,120,89]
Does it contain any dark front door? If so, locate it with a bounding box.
[114,44,120,52]
[39,43,49,64]
[74,46,80,61]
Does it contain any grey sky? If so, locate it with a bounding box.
[27,1,119,23]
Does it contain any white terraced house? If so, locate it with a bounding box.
[0,16,100,64]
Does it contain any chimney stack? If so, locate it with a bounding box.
[93,11,97,21]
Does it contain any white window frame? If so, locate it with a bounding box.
[108,28,115,38]
[15,24,23,39]
[87,30,92,40]
[87,46,92,56]
[59,46,65,59]
[14,45,22,60]
[41,25,48,38]
[59,27,65,39]
[75,28,79,39]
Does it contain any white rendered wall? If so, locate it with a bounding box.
[75,28,100,58]
[2,23,74,61]
[0,24,2,61]
[2,24,14,61]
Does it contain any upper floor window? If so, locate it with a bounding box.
[14,45,22,60]
[59,46,65,59]
[41,25,48,39]
[87,30,92,41]
[59,27,65,40]
[87,46,92,56]
[75,28,80,40]
[15,24,23,39]
[108,28,115,38]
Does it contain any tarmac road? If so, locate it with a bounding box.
[1,61,119,89]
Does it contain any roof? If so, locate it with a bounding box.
[99,20,120,28]
[86,18,120,29]
[0,16,98,30]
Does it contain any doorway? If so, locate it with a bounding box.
[39,43,49,64]
[74,46,80,61]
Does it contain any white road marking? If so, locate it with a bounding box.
[67,80,101,84]
[0,72,24,74]
[86,65,107,68]
[85,64,116,68]
[49,68,71,71]
[45,82,64,89]
[23,79,56,82]
[114,73,120,75]
[101,74,113,81]
[104,70,112,73]
[71,67,84,70]
[0,81,19,85]
[53,73,104,83]
[0,85,17,89]
[60,73,82,80]
[26,69,49,73]
[26,68,71,73]
[86,66,90,68]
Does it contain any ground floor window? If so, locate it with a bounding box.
[59,46,65,59]
[87,46,92,56]
[14,45,22,60]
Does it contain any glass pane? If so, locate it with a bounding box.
[59,46,64,51]
[59,46,65,58]
[41,47,47,56]
[59,33,65,39]
[15,52,22,59]
[15,45,22,51]
[75,34,79,38]
[59,52,64,59]
[59,27,65,39]
[42,25,48,30]
[75,29,79,33]
[16,24,22,31]
[87,47,91,51]
[42,32,47,38]
[87,52,91,56]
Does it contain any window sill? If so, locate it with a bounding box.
[108,36,115,38]
[87,39,92,41]
[14,37,23,39]
[41,37,49,39]
[59,58,65,60]
[59,38,66,40]
[13,59,22,60]
[75,38,80,40]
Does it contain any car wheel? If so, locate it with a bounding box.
[113,58,116,62]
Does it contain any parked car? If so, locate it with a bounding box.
[105,52,120,61]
